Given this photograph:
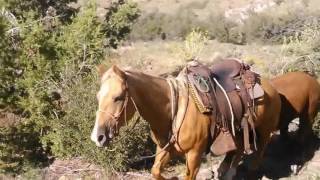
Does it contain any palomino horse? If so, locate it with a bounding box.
[90,65,281,180]
[272,72,320,141]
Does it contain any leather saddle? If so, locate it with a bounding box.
[210,58,264,99]
[185,59,264,156]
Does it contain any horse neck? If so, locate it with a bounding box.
[126,71,172,140]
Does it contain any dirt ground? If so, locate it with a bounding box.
[9,127,318,180]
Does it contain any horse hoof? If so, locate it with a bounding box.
[222,167,236,180]
[290,164,303,175]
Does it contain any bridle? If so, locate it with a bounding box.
[97,91,129,125]
[97,81,141,136]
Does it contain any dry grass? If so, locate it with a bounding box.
[107,39,288,78]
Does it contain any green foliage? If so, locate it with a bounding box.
[104,0,140,48]
[276,21,320,76]
[282,22,320,55]
[3,0,77,21]
[0,16,21,110]
[130,10,205,41]
[129,0,320,45]
[0,123,49,174]
[1,0,150,174]
[40,73,154,171]
[205,11,239,43]
[234,1,320,44]
[175,28,209,61]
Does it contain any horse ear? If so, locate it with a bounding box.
[112,65,126,79]
[97,64,107,78]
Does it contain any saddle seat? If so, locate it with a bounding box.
[211,59,264,99]
[210,58,244,92]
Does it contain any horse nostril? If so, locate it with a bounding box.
[98,135,104,142]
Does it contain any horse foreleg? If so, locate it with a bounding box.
[151,146,172,180]
[184,150,202,180]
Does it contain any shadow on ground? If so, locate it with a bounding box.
[236,132,320,179]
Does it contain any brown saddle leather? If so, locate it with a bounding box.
[210,58,244,92]
[186,59,263,156]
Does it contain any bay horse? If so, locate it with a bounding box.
[90,64,281,180]
[271,72,320,141]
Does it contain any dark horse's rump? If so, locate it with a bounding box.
[271,72,320,139]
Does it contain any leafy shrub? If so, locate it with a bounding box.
[103,0,140,48]
[129,5,204,41]
[174,28,209,61]
[1,0,150,174]
[270,21,320,76]
[3,0,77,22]
[0,16,21,111]
[129,0,320,45]
[41,74,154,171]
[239,0,320,44]
[205,10,240,43]
[0,123,49,174]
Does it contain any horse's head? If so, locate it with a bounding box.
[91,65,136,147]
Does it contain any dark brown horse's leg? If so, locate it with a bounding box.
[220,150,243,180]
[184,150,202,180]
[217,151,236,178]
[295,113,314,157]
[151,146,172,180]
[247,128,271,179]
[279,116,290,139]
[298,106,318,143]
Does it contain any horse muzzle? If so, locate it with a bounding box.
[96,134,107,147]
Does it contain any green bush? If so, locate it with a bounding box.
[0,16,21,111]
[41,74,154,171]
[238,0,320,44]
[129,6,204,41]
[0,123,49,174]
[275,21,320,76]
[129,0,320,45]
[205,10,239,43]
[173,28,209,61]
[3,0,77,22]
[103,0,140,48]
[1,0,151,174]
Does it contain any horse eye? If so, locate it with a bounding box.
[114,95,124,102]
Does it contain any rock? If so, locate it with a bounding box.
[197,168,215,180]
[58,176,68,180]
